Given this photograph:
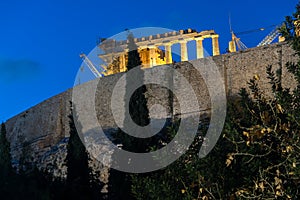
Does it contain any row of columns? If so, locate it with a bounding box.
[163,34,220,64]
[116,34,220,69]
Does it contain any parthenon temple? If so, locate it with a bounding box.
[98,29,220,75]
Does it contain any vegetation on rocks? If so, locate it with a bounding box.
[1,4,300,200]
[129,4,300,199]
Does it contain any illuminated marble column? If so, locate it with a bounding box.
[212,34,220,56]
[195,37,204,59]
[149,46,157,67]
[119,53,126,72]
[164,43,173,64]
[180,40,188,61]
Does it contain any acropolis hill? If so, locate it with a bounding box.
[4,28,298,193]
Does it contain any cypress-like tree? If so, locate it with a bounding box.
[126,31,142,72]
[0,123,12,178]
[109,31,151,200]
[126,31,150,128]
[0,123,56,199]
[65,103,92,199]
[116,31,150,153]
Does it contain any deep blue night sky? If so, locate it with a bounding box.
[0,0,298,122]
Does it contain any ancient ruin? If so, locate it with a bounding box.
[98,29,220,75]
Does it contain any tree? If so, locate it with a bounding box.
[125,31,150,130]
[109,31,151,200]
[0,122,13,198]
[113,31,150,152]
[126,31,142,72]
[0,123,12,179]
[130,3,300,199]
[0,123,12,178]
[65,103,93,199]
[125,31,150,152]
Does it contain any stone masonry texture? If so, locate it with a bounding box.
[4,42,298,192]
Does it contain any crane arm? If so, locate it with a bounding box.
[231,32,248,51]
[257,24,282,47]
[235,28,265,36]
[79,53,104,78]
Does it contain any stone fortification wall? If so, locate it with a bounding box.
[4,42,297,186]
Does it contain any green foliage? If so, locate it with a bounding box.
[217,72,299,198]
[113,30,150,153]
[0,104,103,200]
[128,4,300,199]
[130,122,211,200]
[280,3,300,57]
[109,31,152,200]
[125,31,150,134]
[66,109,90,186]
[129,64,300,200]
[0,123,63,199]
[65,103,103,199]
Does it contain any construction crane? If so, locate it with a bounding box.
[257,24,283,47]
[229,31,248,52]
[79,53,105,78]
[228,15,249,52]
[229,24,283,52]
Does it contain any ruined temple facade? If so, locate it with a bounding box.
[98,29,220,75]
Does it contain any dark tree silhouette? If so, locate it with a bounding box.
[65,103,93,199]
[0,123,12,178]
[109,31,151,200]
[118,31,150,153]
